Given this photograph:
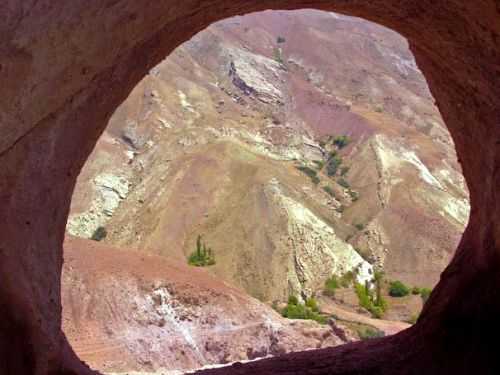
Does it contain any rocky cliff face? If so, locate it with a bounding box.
[67,10,468,302]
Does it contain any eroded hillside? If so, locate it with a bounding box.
[67,10,468,305]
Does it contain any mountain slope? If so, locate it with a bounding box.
[67,10,469,302]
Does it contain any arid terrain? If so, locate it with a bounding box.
[63,10,469,374]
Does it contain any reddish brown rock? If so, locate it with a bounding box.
[0,1,499,374]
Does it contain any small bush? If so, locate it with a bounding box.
[354,222,365,231]
[313,160,325,170]
[323,185,336,198]
[340,271,355,288]
[277,36,286,44]
[296,165,320,185]
[348,190,359,201]
[389,280,410,297]
[337,178,350,189]
[411,286,421,295]
[355,283,372,309]
[288,295,299,305]
[340,166,350,176]
[324,275,339,297]
[273,47,284,64]
[305,297,320,312]
[326,155,343,176]
[281,296,327,324]
[91,226,107,241]
[333,135,350,149]
[357,326,385,340]
[420,287,432,303]
[188,235,216,267]
[354,270,387,319]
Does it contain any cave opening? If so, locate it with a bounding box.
[0,2,498,375]
[63,10,469,374]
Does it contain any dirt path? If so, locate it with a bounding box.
[319,297,410,335]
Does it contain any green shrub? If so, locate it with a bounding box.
[355,283,372,309]
[323,185,336,198]
[288,295,299,305]
[305,298,320,312]
[313,160,325,170]
[420,288,432,303]
[354,271,387,319]
[333,135,350,149]
[348,190,359,201]
[296,165,320,185]
[411,286,421,295]
[324,276,339,297]
[273,47,284,64]
[281,296,327,324]
[340,271,355,288]
[340,166,350,176]
[389,280,410,297]
[91,226,107,241]
[337,178,350,189]
[326,154,343,176]
[354,222,365,231]
[188,235,216,267]
[357,326,385,340]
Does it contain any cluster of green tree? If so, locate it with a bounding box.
[319,136,351,177]
[281,296,327,324]
[326,151,343,176]
[355,271,387,319]
[296,165,320,185]
[324,269,387,318]
[389,280,432,303]
[188,235,216,267]
[324,275,340,297]
[323,267,361,297]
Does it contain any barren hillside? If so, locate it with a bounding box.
[68,10,468,297]
[63,9,470,374]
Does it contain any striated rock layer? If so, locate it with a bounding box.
[0,1,499,375]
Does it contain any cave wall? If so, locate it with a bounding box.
[0,1,499,374]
